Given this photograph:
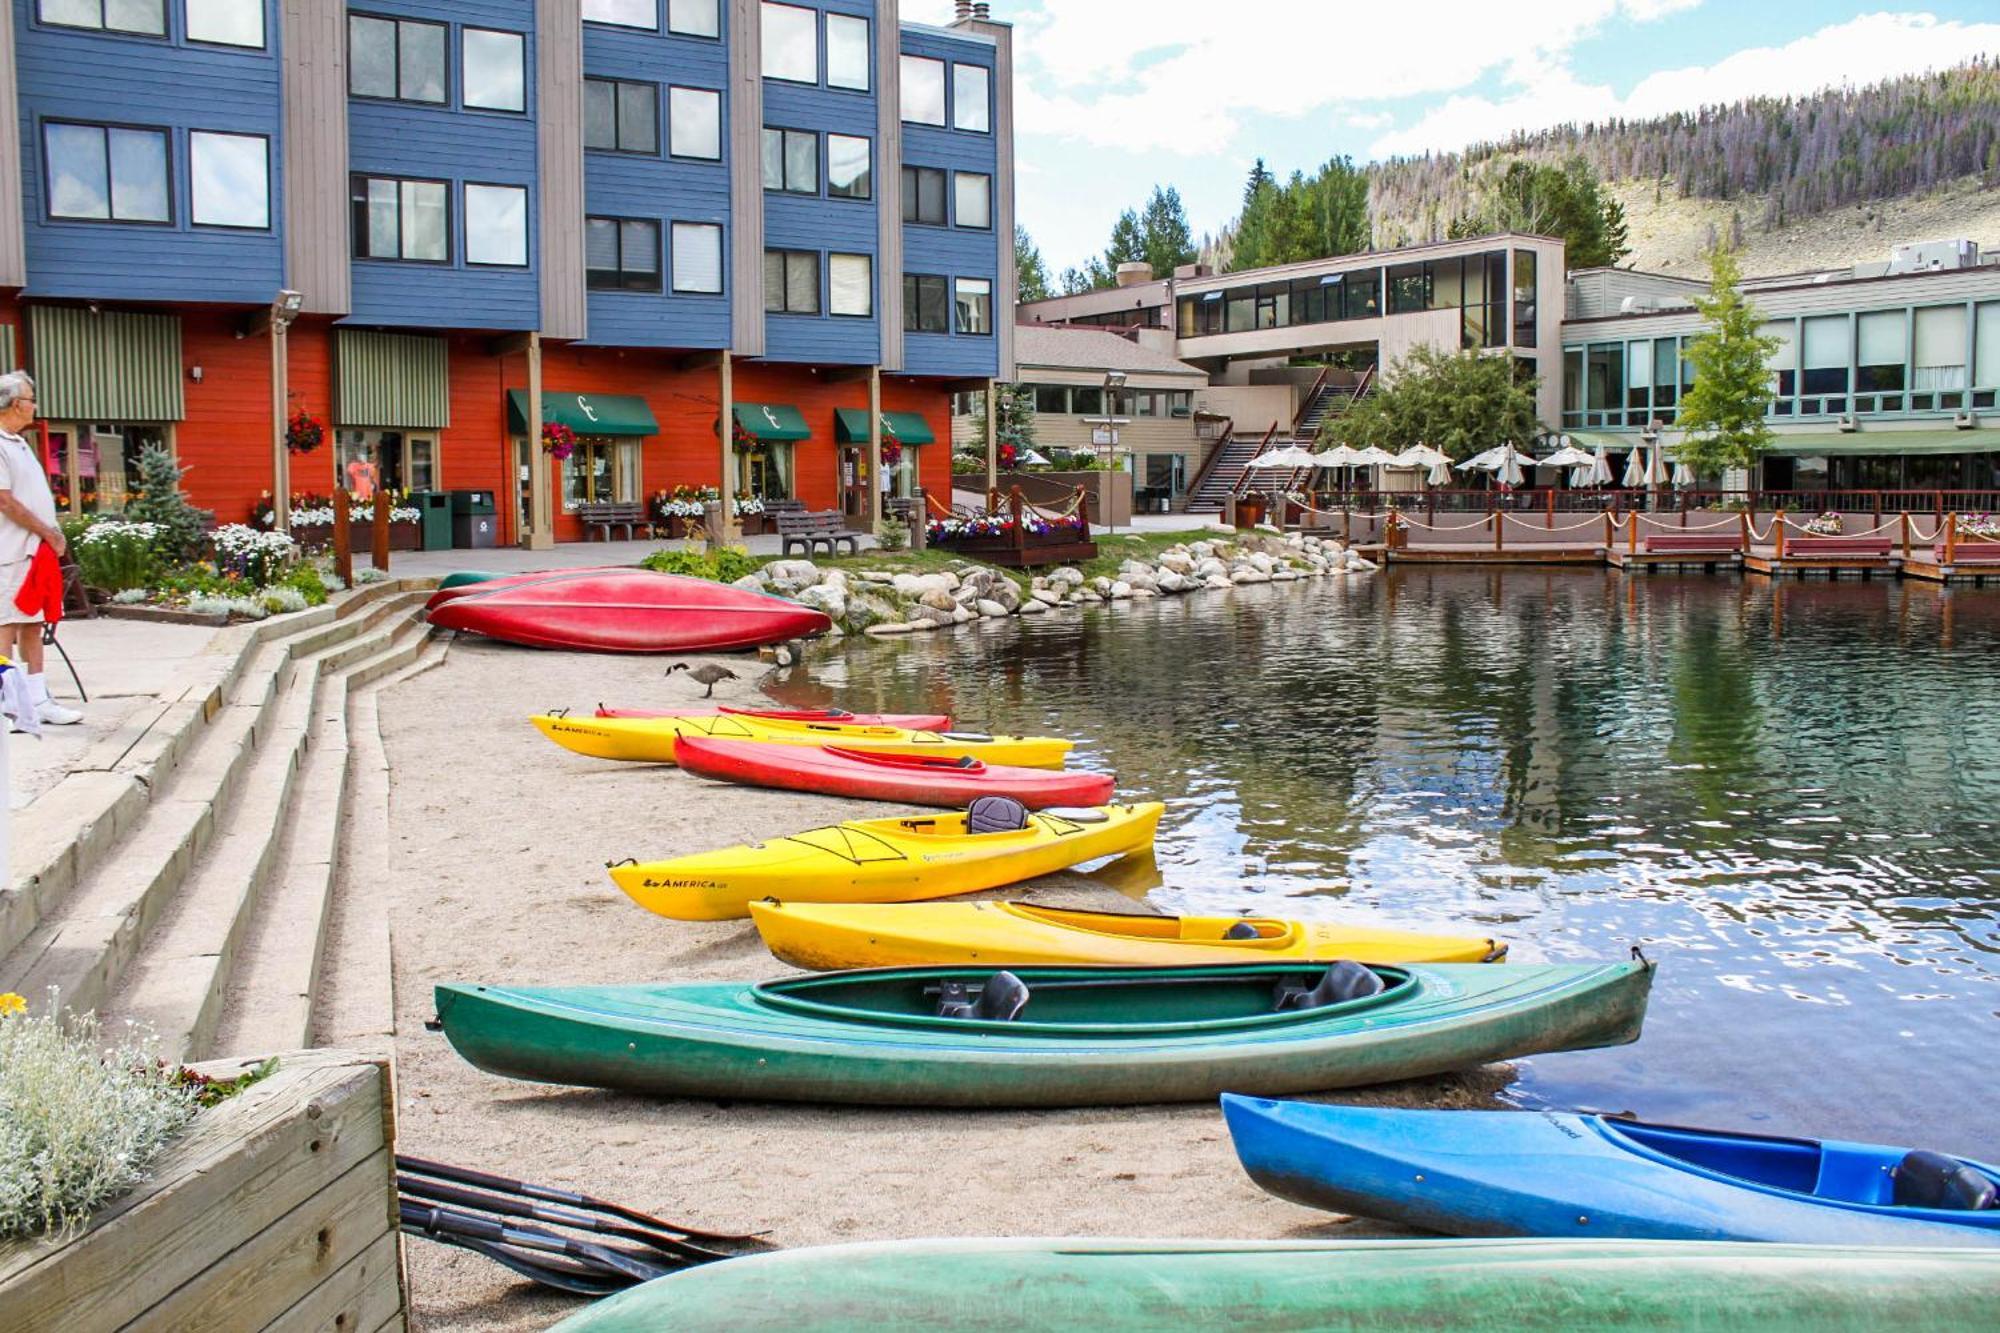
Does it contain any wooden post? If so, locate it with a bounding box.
[1545,486,1555,530]
[332,487,353,587]
[1945,511,1958,564]
[716,351,737,543]
[269,317,290,534]
[1341,506,1350,544]
[984,379,998,496]
[1900,511,1911,559]
[525,330,553,550]
[1628,509,1639,554]
[1008,486,1025,561]
[1774,508,1787,560]
[1738,509,1750,552]
[1493,508,1503,551]
[866,365,883,535]
[371,487,390,571]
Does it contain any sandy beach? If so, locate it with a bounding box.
[379,634,1511,1332]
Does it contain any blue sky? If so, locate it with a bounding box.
[906,2,2000,275]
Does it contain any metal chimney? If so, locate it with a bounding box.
[954,1,973,18]
[973,2,990,18]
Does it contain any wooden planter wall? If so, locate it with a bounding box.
[0,1050,405,1333]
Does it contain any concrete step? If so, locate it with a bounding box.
[98,596,429,1060]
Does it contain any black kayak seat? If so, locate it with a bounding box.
[1893,1150,2000,1211]
[1224,921,1260,941]
[1273,961,1385,1012]
[966,795,1031,835]
[936,970,1031,1021]
[952,755,979,769]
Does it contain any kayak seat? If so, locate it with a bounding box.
[1893,1151,2000,1211]
[967,795,1031,835]
[936,970,1031,1021]
[1225,921,1261,941]
[1272,961,1385,1012]
[953,755,979,769]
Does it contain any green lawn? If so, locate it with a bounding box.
[749,528,1218,590]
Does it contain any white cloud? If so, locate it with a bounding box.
[1345,111,1394,131]
[1369,12,2000,158]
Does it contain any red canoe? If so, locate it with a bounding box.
[597,705,953,730]
[424,569,612,612]
[673,735,1116,809]
[426,570,830,653]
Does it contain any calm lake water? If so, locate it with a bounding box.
[792,565,2000,1147]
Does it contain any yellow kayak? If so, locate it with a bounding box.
[609,803,1164,921]
[749,900,1508,970]
[532,712,1073,769]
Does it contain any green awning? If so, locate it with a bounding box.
[833,408,936,445]
[1567,428,2000,457]
[508,389,658,436]
[727,402,811,441]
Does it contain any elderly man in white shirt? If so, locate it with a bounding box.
[0,370,83,726]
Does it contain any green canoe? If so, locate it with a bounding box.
[436,570,508,591]
[433,958,1652,1107]
[551,1237,2000,1332]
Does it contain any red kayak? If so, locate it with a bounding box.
[424,569,609,612]
[673,735,1116,809]
[598,705,952,730]
[426,570,830,653]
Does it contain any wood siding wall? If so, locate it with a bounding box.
[727,0,765,355]
[538,0,586,339]
[876,0,904,370]
[282,0,350,314]
[0,10,26,287]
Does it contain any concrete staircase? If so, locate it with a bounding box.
[0,580,439,1063]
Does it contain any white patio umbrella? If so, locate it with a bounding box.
[1584,445,1614,486]
[1427,456,1455,486]
[1670,456,1697,488]
[1456,446,1505,472]
[1647,446,1671,488]
[1538,443,1597,468]
[1496,449,1526,489]
[1020,448,1051,466]
[1621,447,1649,488]
[1312,444,1361,467]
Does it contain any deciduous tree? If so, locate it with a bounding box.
[1323,346,1543,461]
[1674,245,1778,476]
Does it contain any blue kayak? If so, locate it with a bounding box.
[1221,1096,2000,1246]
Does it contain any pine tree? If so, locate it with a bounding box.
[125,444,213,560]
[1674,246,1779,476]
[1014,224,1052,304]
[1138,186,1196,279]
[1323,345,1542,460]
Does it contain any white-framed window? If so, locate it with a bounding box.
[667,0,718,37]
[764,249,820,314]
[587,216,660,292]
[585,78,659,155]
[954,277,992,334]
[954,171,990,229]
[761,127,817,194]
[465,183,527,267]
[351,174,448,262]
[349,14,446,105]
[900,55,945,125]
[189,130,268,229]
[760,2,817,83]
[668,86,721,160]
[45,122,170,223]
[827,134,870,200]
[826,12,869,91]
[463,28,526,113]
[829,253,872,317]
[337,429,437,493]
[583,0,655,29]
[952,62,990,132]
[186,0,263,47]
[38,0,164,37]
[672,221,723,294]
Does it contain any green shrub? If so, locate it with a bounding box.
[640,545,757,584]
[72,520,161,592]
[878,517,910,552]
[123,446,213,560]
[284,563,329,606]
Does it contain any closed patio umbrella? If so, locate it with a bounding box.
[1585,445,1614,486]
[1647,447,1671,488]
[1496,449,1526,489]
[1621,447,1649,488]
[1670,456,1697,488]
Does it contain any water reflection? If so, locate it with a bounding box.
[793,568,2000,1143]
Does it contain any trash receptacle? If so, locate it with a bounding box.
[450,490,499,549]
[412,490,453,550]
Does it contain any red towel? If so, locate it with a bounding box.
[13,542,63,626]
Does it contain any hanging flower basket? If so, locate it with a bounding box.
[542,422,579,461]
[285,410,324,455]
[881,437,903,469]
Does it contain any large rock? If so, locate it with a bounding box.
[730,574,765,591]
[991,581,1022,611]
[1109,581,1133,600]
[843,591,901,631]
[1048,566,1085,589]
[1204,573,1233,589]
[919,589,960,613]
[975,598,1009,618]
[1017,597,1049,614]
[864,621,914,636]
[796,583,847,621]
[1156,570,1187,593]
[1031,587,1064,606]
[1194,557,1226,580]
[1158,551,1195,574]
[763,559,819,586]
[892,572,955,599]
[1232,569,1272,584]
[1247,552,1275,574]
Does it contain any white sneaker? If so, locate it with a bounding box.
[36,697,82,726]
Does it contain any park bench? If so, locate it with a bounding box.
[1782,536,1893,557]
[577,501,644,541]
[1643,532,1744,554]
[777,509,861,558]
[1935,538,2000,563]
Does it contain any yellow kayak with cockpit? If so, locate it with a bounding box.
[748,900,1507,970]
[531,711,1073,768]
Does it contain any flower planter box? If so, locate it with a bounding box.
[0,1049,405,1333]
[736,513,769,537]
[935,531,1099,569]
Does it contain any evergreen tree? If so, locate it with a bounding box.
[1454,156,1630,267]
[1101,208,1145,283]
[1675,245,1778,476]
[1014,225,1052,304]
[968,383,1038,455]
[1323,345,1543,461]
[1138,186,1197,279]
[1057,266,1094,296]
[125,444,213,560]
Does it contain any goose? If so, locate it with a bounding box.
[668,662,739,698]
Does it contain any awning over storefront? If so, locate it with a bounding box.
[507,389,658,436]
[336,329,449,428]
[729,402,810,441]
[832,408,936,445]
[29,305,183,421]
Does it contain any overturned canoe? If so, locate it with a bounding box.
[597,705,953,731]
[1221,1097,2000,1246]
[675,736,1116,809]
[610,803,1163,921]
[549,1237,2000,1332]
[429,570,829,653]
[432,957,1652,1107]
[748,900,1506,970]
[533,712,1071,768]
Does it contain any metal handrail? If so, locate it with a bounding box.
[1183,418,1239,502]
[1229,422,1283,500]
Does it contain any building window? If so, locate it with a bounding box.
[337,429,436,494]
[827,134,871,200]
[953,172,991,229]
[671,221,722,293]
[44,122,169,223]
[1386,260,1427,315]
[464,183,527,266]
[1031,384,1068,413]
[666,0,717,37]
[764,249,820,314]
[1855,309,1907,402]
[904,274,947,332]
[186,0,263,47]
[1585,341,1623,426]
[1913,305,1968,399]
[349,14,446,105]
[1800,315,1850,410]
[463,29,526,113]
[761,128,817,193]
[189,131,267,229]
[829,253,872,317]
[760,2,817,83]
[587,216,660,291]
[900,55,945,125]
[585,79,658,155]
[37,0,163,36]
[1760,322,1795,415]
[902,166,945,225]
[953,63,989,132]
[668,87,721,160]
[826,13,869,91]
[585,0,655,27]
[352,175,448,262]
[1512,248,1537,348]
[954,277,991,335]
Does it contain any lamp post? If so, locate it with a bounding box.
[1085,369,1129,535]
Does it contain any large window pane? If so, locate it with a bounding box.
[107,127,168,221]
[761,2,817,82]
[402,180,447,260]
[668,87,720,159]
[901,56,945,125]
[784,130,817,193]
[349,15,396,99]
[618,82,658,154]
[45,124,110,220]
[190,131,267,228]
[954,277,991,334]
[40,0,102,29]
[44,0,164,33]
[760,128,783,190]
[1585,342,1624,416]
[397,21,446,103]
[1856,309,1906,394]
[953,63,990,131]
[364,178,398,256]
[186,0,262,46]
[828,134,870,199]
[1512,248,1537,347]
[672,222,722,293]
[786,251,819,313]
[667,0,718,37]
[465,183,527,265]
[1913,305,1968,391]
[953,172,990,229]
[904,274,947,332]
[826,13,869,91]
[1975,303,2000,388]
[620,220,658,281]
[584,81,616,149]
[584,0,655,28]
[829,253,872,316]
[586,217,619,277]
[1801,315,1851,397]
[463,29,526,112]
[903,166,945,224]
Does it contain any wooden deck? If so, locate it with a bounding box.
[1742,546,1899,579]
[1607,548,1744,573]
[1387,544,1604,566]
[1900,554,2000,584]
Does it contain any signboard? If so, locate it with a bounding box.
[1091,427,1113,446]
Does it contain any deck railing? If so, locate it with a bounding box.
[1298,488,2000,516]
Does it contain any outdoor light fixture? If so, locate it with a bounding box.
[274,289,304,318]
[189,365,203,383]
